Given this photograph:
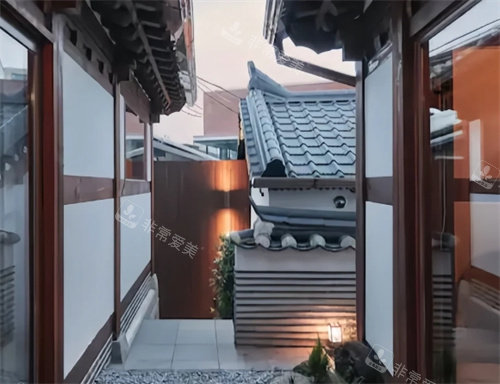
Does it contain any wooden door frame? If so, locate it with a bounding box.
[0,4,64,383]
[36,15,64,384]
[398,0,482,379]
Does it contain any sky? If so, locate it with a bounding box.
[156,0,355,144]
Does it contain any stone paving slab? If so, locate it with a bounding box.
[113,319,310,371]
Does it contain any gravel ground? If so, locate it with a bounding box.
[95,369,287,384]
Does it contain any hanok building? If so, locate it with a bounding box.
[264,0,500,383]
[0,1,195,383]
[232,62,357,347]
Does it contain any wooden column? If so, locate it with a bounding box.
[354,60,366,342]
[391,1,419,377]
[113,80,121,338]
[36,15,64,383]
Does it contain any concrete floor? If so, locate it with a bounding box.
[121,319,310,370]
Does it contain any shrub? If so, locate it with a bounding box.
[308,338,330,383]
[210,234,235,318]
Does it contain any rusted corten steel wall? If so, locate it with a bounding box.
[154,160,250,318]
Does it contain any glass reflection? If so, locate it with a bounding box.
[428,1,500,382]
[0,28,30,382]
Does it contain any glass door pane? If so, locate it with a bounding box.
[0,27,30,383]
[427,1,500,382]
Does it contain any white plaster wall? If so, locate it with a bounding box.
[64,199,114,378]
[365,201,394,375]
[268,188,356,212]
[120,192,152,300]
[250,186,269,225]
[62,52,114,178]
[365,54,393,178]
[236,246,355,272]
[470,194,500,277]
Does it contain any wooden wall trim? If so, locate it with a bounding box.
[121,179,151,196]
[63,177,153,205]
[63,315,113,384]
[366,177,393,205]
[354,61,366,342]
[121,262,152,315]
[64,175,114,204]
[113,81,122,339]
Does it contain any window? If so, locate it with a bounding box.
[426,2,500,382]
[0,27,31,383]
[124,108,146,180]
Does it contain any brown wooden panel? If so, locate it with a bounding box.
[154,160,250,318]
[64,175,113,204]
[121,179,151,196]
[366,177,393,205]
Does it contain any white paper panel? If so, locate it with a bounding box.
[62,52,114,178]
[470,194,500,277]
[365,54,393,178]
[64,199,114,377]
[365,201,394,375]
[120,193,152,299]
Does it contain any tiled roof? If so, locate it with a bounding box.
[230,225,355,252]
[240,62,356,179]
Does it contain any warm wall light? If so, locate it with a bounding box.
[328,323,343,344]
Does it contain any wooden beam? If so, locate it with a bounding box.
[274,47,356,86]
[49,0,82,14]
[122,0,171,109]
[121,78,151,124]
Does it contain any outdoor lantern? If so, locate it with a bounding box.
[327,323,342,345]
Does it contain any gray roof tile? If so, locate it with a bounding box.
[241,62,356,178]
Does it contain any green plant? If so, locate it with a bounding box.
[308,338,330,383]
[210,234,235,318]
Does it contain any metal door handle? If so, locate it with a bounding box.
[0,230,21,245]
